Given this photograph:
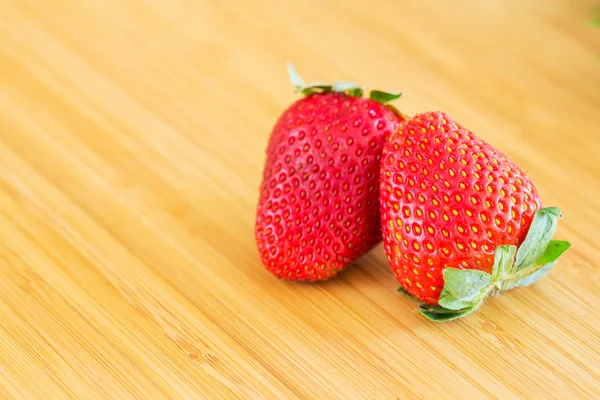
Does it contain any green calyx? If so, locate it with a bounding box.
[286,63,402,104]
[419,207,571,322]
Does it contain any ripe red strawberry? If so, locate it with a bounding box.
[255,64,408,281]
[380,111,570,321]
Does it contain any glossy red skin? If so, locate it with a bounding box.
[380,112,542,304]
[256,92,405,281]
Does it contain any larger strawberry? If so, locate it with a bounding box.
[380,111,571,321]
[256,64,407,281]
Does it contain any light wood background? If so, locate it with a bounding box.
[1,0,600,399]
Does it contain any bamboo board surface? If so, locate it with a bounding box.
[1,0,600,399]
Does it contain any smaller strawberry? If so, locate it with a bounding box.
[255,64,408,281]
[380,111,571,321]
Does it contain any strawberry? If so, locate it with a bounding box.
[380,111,571,321]
[255,64,407,281]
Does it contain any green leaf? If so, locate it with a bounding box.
[438,293,478,311]
[536,240,571,266]
[286,62,306,90]
[418,305,476,322]
[507,240,570,289]
[511,261,558,288]
[439,268,493,309]
[419,305,450,314]
[332,81,362,92]
[300,88,313,96]
[285,64,336,94]
[347,87,364,97]
[491,245,517,280]
[305,83,333,90]
[369,90,402,103]
[514,207,562,270]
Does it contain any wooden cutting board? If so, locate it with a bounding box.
[1,0,599,398]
